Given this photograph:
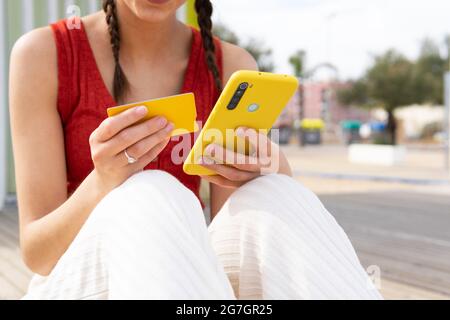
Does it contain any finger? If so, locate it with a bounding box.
[235,127,272,158]
[96,106,149,142]
[117,122,174,160]
[199,159,260,182]
[113,123,174,166]
[204,144,262,173]
[200,175,242,188]
[135,136,172,168]
[106,117,171,155]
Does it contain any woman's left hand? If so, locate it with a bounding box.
[199,127,283,188]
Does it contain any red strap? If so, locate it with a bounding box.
[50,20,75,126]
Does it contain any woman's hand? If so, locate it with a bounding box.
[199,127,291,188]
[89,106,174,192]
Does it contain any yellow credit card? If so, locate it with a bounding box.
[107,93,199,137]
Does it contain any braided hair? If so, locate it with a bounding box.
[194,0,222,92]
[102,0,222,103]
[102,0,128,102]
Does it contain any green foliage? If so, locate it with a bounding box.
[366,50,417,111]
[337,79,370,107]
[289,50,307,78]
[337,49,419,111]
[213,24,274,72]
[338,36,449,111]
[413,38,447,105]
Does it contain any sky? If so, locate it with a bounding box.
[211,0,450,80]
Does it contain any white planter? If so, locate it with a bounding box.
[348,144,406,166]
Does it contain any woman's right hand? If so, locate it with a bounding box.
[89,106,174,193]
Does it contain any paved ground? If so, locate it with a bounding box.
[1,145,449,299]
[289,144,450,299]
[284,144,450,183]
[308,179,450,299]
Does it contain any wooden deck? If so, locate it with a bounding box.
[1,189,450,300]
[0,204,32,300]
[320,191,450,299]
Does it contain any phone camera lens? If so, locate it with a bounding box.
[239,82,249,90]
[227,103,237,110]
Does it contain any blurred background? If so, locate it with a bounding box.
[0,0,449,299]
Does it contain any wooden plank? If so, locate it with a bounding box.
[324,192,450,218]
[0,275,23,300]
[0,210,32,298]
[357,250,450,297]
[380,278,450,300]
[345,227,450,269]
[0,249,31,293]
[319,191,450,297]
[0,214,20,242]
[0,230,31,276]
[321,197,450,241]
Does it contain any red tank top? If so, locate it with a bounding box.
[50,19,223,206]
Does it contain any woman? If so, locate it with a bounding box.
[9,0,381,299]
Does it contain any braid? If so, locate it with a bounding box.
[103,0,128,102]
[195,0,222,92]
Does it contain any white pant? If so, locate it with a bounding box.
[23,171,382,300]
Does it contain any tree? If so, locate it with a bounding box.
[289,50,307,78]
[213,24,275,72]
[413,38,447,105]
[338,50,417,144]
[338,37,449,145]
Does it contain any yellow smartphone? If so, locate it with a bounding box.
[183,70,299,176]
[106,93,198,137]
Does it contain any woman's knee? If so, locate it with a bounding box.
[213,173,326,227]
[116,170,190,200]
[88,170,203,229]
[229,173,312,208]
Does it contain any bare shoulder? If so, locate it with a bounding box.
[220,41,258,83]
[11,26,56,70]
[10,26,57,101]
[10,27,58,112]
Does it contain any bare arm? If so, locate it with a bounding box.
[209,42,292,219]
[10,28,173,275]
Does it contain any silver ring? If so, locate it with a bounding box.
[124,149,138,164]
